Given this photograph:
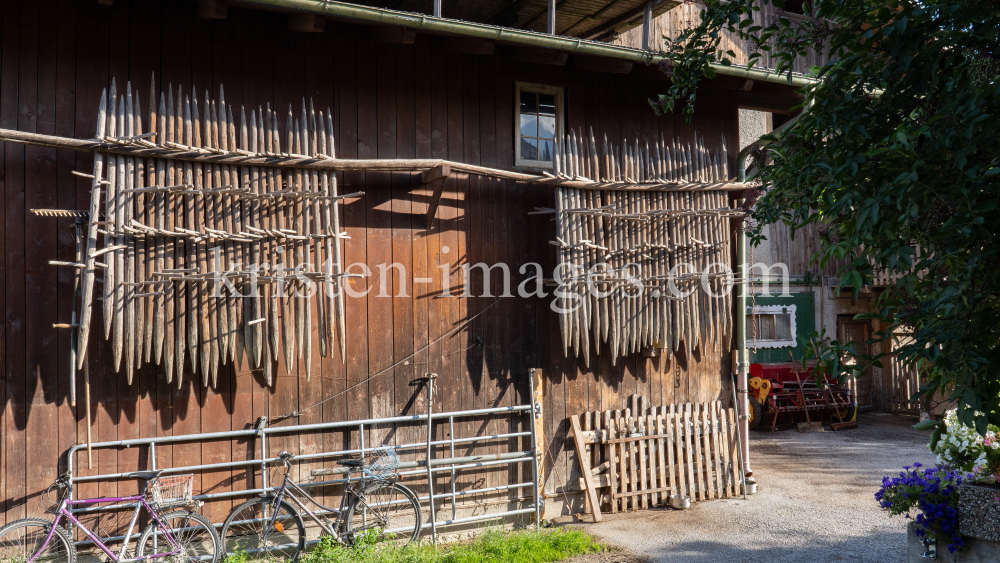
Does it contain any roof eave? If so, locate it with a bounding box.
[235,0,819,89]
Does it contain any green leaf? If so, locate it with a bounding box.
[912,419,939,431]
[975,415,988,436]
[930,427,942,450]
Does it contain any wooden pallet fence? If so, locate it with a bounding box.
[571,395,742,521]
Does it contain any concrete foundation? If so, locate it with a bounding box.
[908,522,1000,563]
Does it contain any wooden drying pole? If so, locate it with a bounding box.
[0,127,752,193]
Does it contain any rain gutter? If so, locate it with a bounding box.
[239,0,818,89]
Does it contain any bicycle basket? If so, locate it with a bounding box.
[149,474,194,508]
[354,447,399,480]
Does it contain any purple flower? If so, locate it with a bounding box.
[876,464,965,552]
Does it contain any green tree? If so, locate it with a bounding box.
[650,0,1000,439]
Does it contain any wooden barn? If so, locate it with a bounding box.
[0,0,809,531]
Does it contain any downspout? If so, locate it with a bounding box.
[733,109,808,489]
[239,0,817,88]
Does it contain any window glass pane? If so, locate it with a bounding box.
[775,313,792,340]
[538,139,554,162]
[520,113,538,137]
[538,93,556,115]
[538,115,555,139]
[520,137,538,161]
[520,91,537,114]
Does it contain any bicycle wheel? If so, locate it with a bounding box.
[342,481,421,547]
[0,518,76,563]
[220,497,305,563]
[137,510,221,563]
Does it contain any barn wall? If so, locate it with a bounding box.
[0,0,741,523]
[614,0,830,75]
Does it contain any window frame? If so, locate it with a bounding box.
[514,82,564,170]
[746,304,797,349]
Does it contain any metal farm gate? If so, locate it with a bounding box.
[64,372,544,547]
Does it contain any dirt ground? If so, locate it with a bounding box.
[560,413,937,563]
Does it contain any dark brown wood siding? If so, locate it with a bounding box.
[0,0,740,522]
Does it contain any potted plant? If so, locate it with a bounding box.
[929,409,1000,543]
[876,463,968,554]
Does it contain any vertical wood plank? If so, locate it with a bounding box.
[719,403,734,497]
[637,415,648,508]
[2,0,26,523]
[710,401,723,499]
[645,414,656,506]
[683,404,696,501]
[626,413,637,510]
[531,369,546,519]
[700,402,714,499]
[367,40,395,451]
[727,407,741,496]
[656,413,667,505]
[54,0,81,522]
[692,403,705,500]
[616,415,626,511]
[672,405,685,498]
[570,414,602,522]
[606,410,617,513]
[24,0,61,520]
[341,22,368,453]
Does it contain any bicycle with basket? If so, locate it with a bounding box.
[0,470,221,563]
[220,446,422,562]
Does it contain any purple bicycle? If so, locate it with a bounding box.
[0,470,221,563]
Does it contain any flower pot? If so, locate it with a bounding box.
[958,484,1000,542]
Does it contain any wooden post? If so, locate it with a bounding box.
[423,164,451,229]
[531,369,546,522]
[641,1,652,50]
[571,415,603,522]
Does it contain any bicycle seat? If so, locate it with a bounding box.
[336,459,364,468]
[127,470,164,481]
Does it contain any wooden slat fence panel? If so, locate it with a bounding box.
[885,331,922,416]
[572,394,743,519]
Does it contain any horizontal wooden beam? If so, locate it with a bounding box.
[288,13,326,32]
[574,55,632,74]
[444,37,495,55]
[738,91,802,114]
[368,25,416,44]
[0,128,751,192]
[510,47,568,66]
[197,0,228,19]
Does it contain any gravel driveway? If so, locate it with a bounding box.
[563,413,937,563]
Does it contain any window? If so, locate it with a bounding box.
[747,304,797,348]
[515,82,563,169]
